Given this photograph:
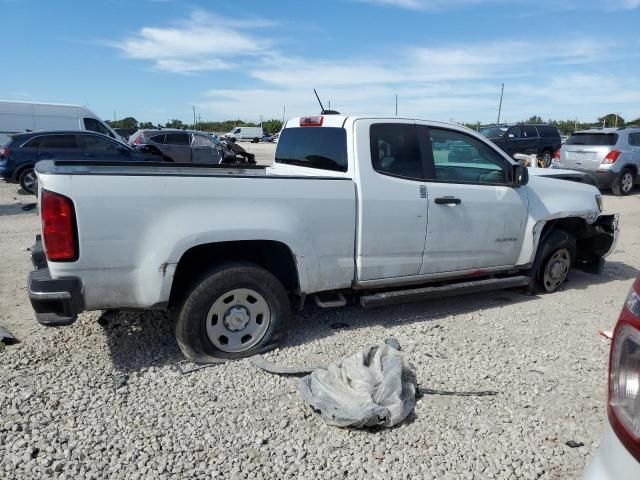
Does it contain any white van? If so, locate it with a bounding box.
[0,101,122,145]
[224,126,264,142]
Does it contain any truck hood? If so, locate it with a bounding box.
[528,167,598,187]
[526,172,601,224]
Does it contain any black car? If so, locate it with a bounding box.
[0,130,162,194]
[480,124,561,167]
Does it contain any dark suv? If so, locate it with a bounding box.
[480,124,562,167]
[0,131,162,194]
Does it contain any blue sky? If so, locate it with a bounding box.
[2,0,639,124]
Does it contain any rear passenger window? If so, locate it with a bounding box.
[40,135,78,149]
[370,124,422,180]
[80,135,117,151]
[148,134,165,144]
[427,128,506,184]
[522,126,538,138]
[23,136,43,148]
[629,133,640,146]
[275,127,347,172]
[164,133,190,145]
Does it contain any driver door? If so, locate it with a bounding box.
[419,126,528,274]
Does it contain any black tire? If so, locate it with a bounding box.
[530,229,576,293]
[611,168,635,196]
[539,150,552,168]
[175,262,291,363]
[18,167,37,195]
[161,155,173,162]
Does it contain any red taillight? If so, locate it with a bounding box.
[553,149,560,160]
[41,190,78,262]
[299,116,324,127]
[133,134,143,145]
[608,276,640,461]
[0,147,10,158]
[603,150,621,164]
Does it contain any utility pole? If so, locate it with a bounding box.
[260,115,263,128]
[395,94,398,117]
[328,100,331,110]
[497,83,504,124]
[113,110,116,122]
[192,105,196,128]
[282,106,286,124]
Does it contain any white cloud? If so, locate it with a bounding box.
[110,10,274,73]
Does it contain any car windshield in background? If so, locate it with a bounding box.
[275,127,348,172]
[479,127,506,138]
[566,133,618,146]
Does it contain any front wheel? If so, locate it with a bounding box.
[530,229,576,293]
[175,262,291,363]
[19,168,37,195]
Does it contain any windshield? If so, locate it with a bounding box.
[479,127,507,138]
[275,127,347,172]
[566,133,618,146]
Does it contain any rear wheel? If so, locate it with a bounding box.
[19,168,37,195]
[611,168,635,196]
[175,262,291,363]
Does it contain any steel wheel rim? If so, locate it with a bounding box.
[23,170,36,192]
[543,248,570,292]
[621,173,633,193]
[205,288,271,353]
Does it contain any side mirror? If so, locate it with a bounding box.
[512,164,529,187]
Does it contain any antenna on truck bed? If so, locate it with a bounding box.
[313,89,340,115]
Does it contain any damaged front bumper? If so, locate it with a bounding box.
[575,214,619,274]
[28,235,84,326]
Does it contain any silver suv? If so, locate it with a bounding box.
[553,127,640,195]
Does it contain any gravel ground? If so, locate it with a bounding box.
[1,175,639,479]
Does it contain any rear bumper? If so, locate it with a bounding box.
[28,235,83,326]
[593,169,617,188]
[584,422,640,479]
[551,165,617,188]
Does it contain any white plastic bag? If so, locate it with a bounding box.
[299,340,416,428]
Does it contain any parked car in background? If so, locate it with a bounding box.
[0,130,162,194]
[553,127,640,196]
[480,124,562,167]
[223,126,264,142]
[0,100,122,145]
[583,275,640,479]
[129,129,223,163]
[114,128,138,142]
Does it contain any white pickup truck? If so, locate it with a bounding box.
[28,115,618,362]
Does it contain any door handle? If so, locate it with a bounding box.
[434,196,461,205]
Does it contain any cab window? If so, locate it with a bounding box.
[426,128,506,185]
[83,118,113,138]
[369,123,422,180]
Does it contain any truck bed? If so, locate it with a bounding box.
[35,160,357,310]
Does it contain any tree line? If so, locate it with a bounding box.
[463,113,640,134]
[106,117,284,135]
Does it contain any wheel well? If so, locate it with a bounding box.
[621,164,637,176]
[14,163,35,181]
[540,217,588,241]
[169,240,300,307]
